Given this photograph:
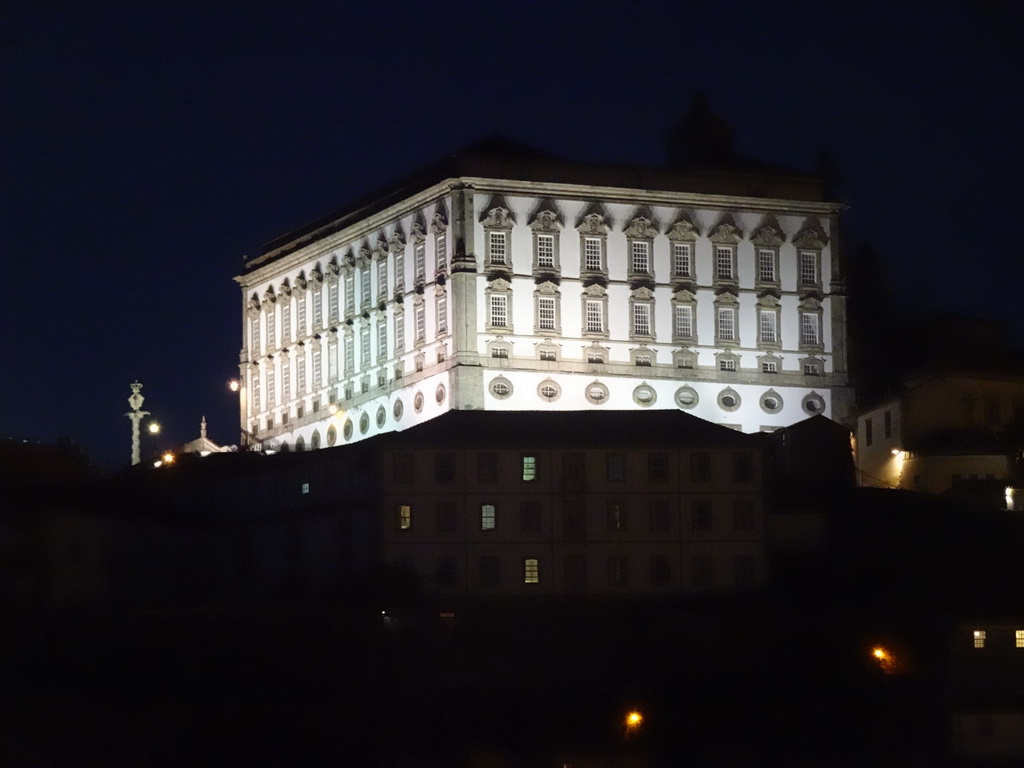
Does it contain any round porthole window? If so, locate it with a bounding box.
[802,392,826,415]
[342,419,353,441]
[633,384,656,407]
[586,381,609,405]
[326,424,337,446]
[675,386,699,409]
[436,383,446,404]
[393,398,404,420]
[760,389,784,415]
[414,391,424,412]
[718,388,741,412]
[489,377,513,399]
[376,405,387,428]
[537,379,561,402]
[359,412,370,434]
[311,430,321,450]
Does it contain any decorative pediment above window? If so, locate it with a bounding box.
[793,218,829,249]
[630,285,655,301]
[714,291,739,307]
[326,256,341,278]
[279,278,292,297]
[294,272,307,291]
[751,215,785,247]
[309,264,324,284]
[799,295,822,311]
[672,288,697,305]
[389,230,406,254]
[433,283,447,298]
[623,215,658,239]
[535,280,560,296]
[528,207,562,232]
[581,283,607,299]
[263,286,277,304]
[667,213,698,241]
[576,209,610,235]
[488,277,512,292]
[430,204,448,235]
[410,219,427,243]
[756,294,781,309]
[481,200,514,228]
[358,242,374,264]
[247,294,261,313]
[709,214,742,244]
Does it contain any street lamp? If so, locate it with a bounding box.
[125,380,161,466]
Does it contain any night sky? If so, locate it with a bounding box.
[3,1,1022,470]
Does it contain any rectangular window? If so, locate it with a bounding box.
[691,500,712,532]
[536,234,555,268]
[266,366,276,406]
[300,482,310,495]
[631,240,650,274]
[632,302,651,337]
[804,361,820,375]
[522,455,537,482]
[607,502,627,532]
[584,237,602,271]
[799,251,818,285]
[481,503,496,531]
[329,282,339,320]
[415,303,426,343]
[648,452,669,482]
[312,347,322,386]
[762,361,778,374]
[435,453,456,483]
[435,501,457,534]
[673,242,692,278]
[520,500,541,533]
[635,353,651,367]
[489,294,508,328]
[732,451,754,482]
[674,305,693,339]
[360,268,371,309]
[343,334,354,373]
[414,241,426,282]
[540,349,556,361]
[394,313,405,352]
[587,351,604,364]
[865,418,873,447]
[524,558,539,584]
[297,295,307,337]
[251,314,261,353]
[606,453,626,482]
[397,504,412,530]
[758,249,776,282]
[537,296,556,331]
[733,500,755,532]
[393,452,413,483]
[252,371,261,411]
[718,308,736,341]
[489,231,507,265]
[328,338,339,381]
[648,499,671,532]
[720,358,736,372]
[650,556,671,587]
[435,234,447,272]
[395,250,405,292]
[266,308,276,348]
[297,356,306,393]
[608,556,629,587]
[690,452,711,482]
[282,360,291,401]
[436,294,447,335]
[801,313,820,346]
[361,325,371,366]
[1016,630,1024,648]
[377,322,387,359]
[974,630,986,649]
[377,259,388,300]
[759,311,777,344]
[479,555,500,587]
[313,291,323,328]
[563,500,585,540]
[281,304,291,344]
[884,410,892,439]
[715,246,734,279]
[585,300,604,333]
[491,347,508,358]
[343,275,354,315]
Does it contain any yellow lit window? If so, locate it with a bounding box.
[1016,630,1024,648]
[398,504,412,530]
[524,558,539,584]
[973,630,986,649]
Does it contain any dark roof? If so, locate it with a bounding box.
[373,409,756,451]
[247,135,828,271]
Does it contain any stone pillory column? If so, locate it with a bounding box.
[125,380,151,466]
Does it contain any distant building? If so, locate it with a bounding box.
[375,410,768,597]
[236,131,851,451]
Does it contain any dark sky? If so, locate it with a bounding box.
[3,0,1022,469]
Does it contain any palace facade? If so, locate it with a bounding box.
[236,139,852,450]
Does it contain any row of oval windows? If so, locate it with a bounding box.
[489,376,826,416]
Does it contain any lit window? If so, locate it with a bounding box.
[632,302,652,337]
[715,246,734,280]
[481,503,496,530]
[673,242,692,278]
[522,456,537,482]
[974,630,986,649]
[584,237,602,271]
[524,558,539,584]
[537,296,556,331]
[799,251,818,285]
[759,311,778,344]
[489,231,507,265]
[801,313,821,346]
[631,240,650,274]
[489,294,508,328]
[718,308,736,342]
[536,234,555,268]
[301,482,310,495]
[398,504,412,530]
[1016,630,1024,648]
[674,305,693,339]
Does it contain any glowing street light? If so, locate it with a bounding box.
[871,645,898,674]
[148,421,161,435]
[228,379,240,393]
[624,709,643,736]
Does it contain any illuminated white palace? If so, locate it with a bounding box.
[236,138,852,450]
